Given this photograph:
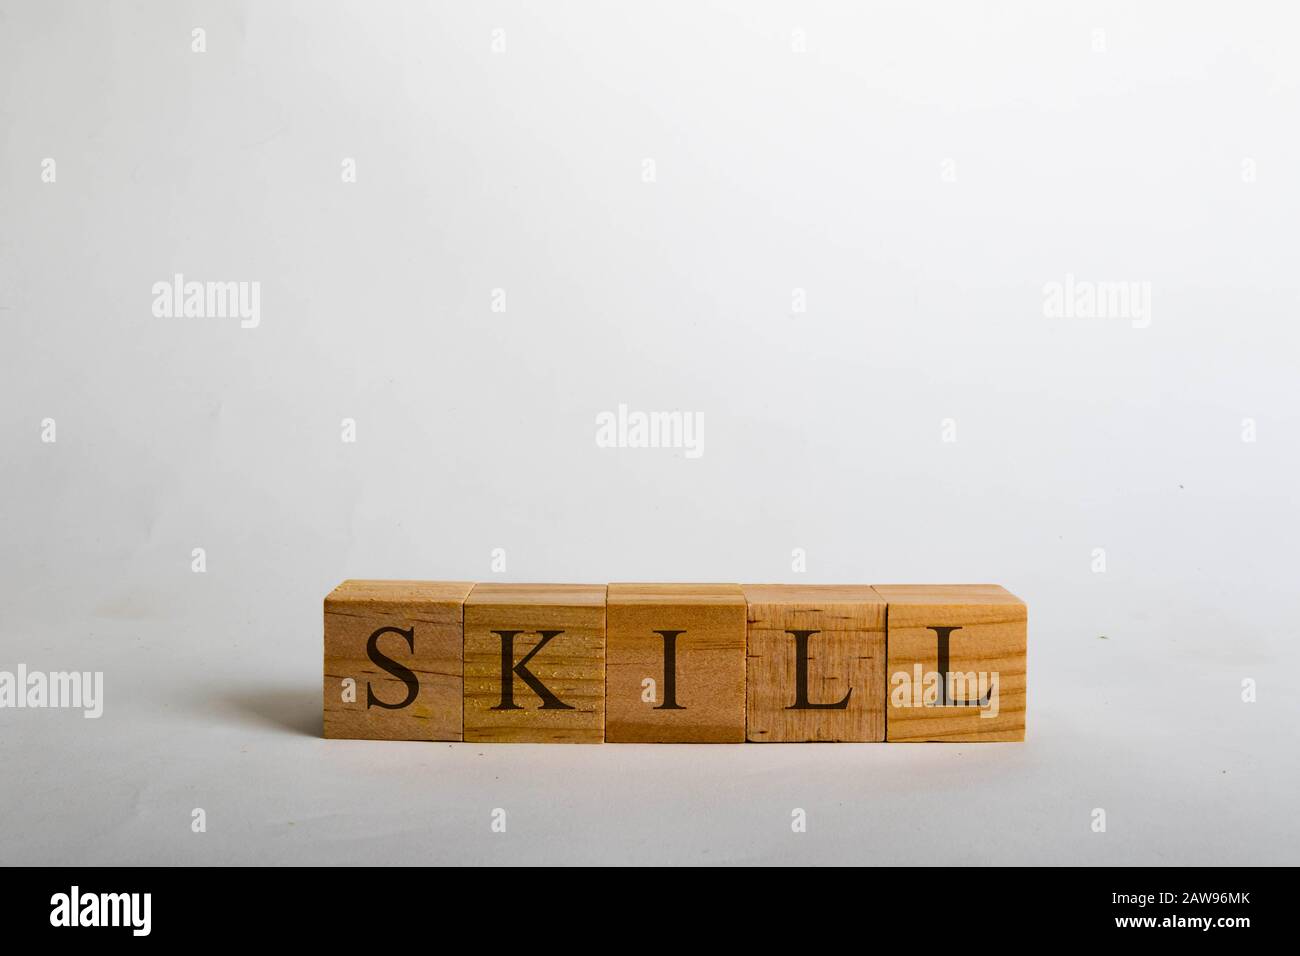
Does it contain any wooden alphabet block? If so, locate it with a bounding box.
[463,584,606,743]
[606,583,746,743]
[323,580,474,740]
[874,584,1027,742]
[743,584,886,742]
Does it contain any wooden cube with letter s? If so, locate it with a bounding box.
[322,580,474,740]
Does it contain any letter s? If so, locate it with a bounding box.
[366,626,419,710]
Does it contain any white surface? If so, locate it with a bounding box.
[1,1,1298,865]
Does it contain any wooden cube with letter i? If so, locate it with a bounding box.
[875,584,1027,742]
[322,580,474,740]
[463,583,606,743]
[743,584,886,742]
[606,583,747,742]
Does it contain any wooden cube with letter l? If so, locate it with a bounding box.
[743,584,886,742]
[463,584,606,743]
[606,583,747,742]
[875,584,1027,742]
[323,580,474,740]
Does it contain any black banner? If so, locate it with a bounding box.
[2,866,1278,941]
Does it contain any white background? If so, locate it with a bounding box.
[2,1,1298,865]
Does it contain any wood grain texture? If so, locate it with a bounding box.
[322,580,473,741]
[463,584,606,743]
[743,584,885,742]
[874,584,1027,742]
[606,583,746,743]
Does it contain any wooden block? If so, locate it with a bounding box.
[743,584,886,742]
[323,580,474,741]
[874,584,1027,742]
[606,583,746,743]
[463,584,606,743]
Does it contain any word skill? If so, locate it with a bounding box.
[322,582,1026,743]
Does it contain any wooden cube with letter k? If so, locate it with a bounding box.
[876,584,1027,742]
[322,580,474,740]
[463,584,606,743]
